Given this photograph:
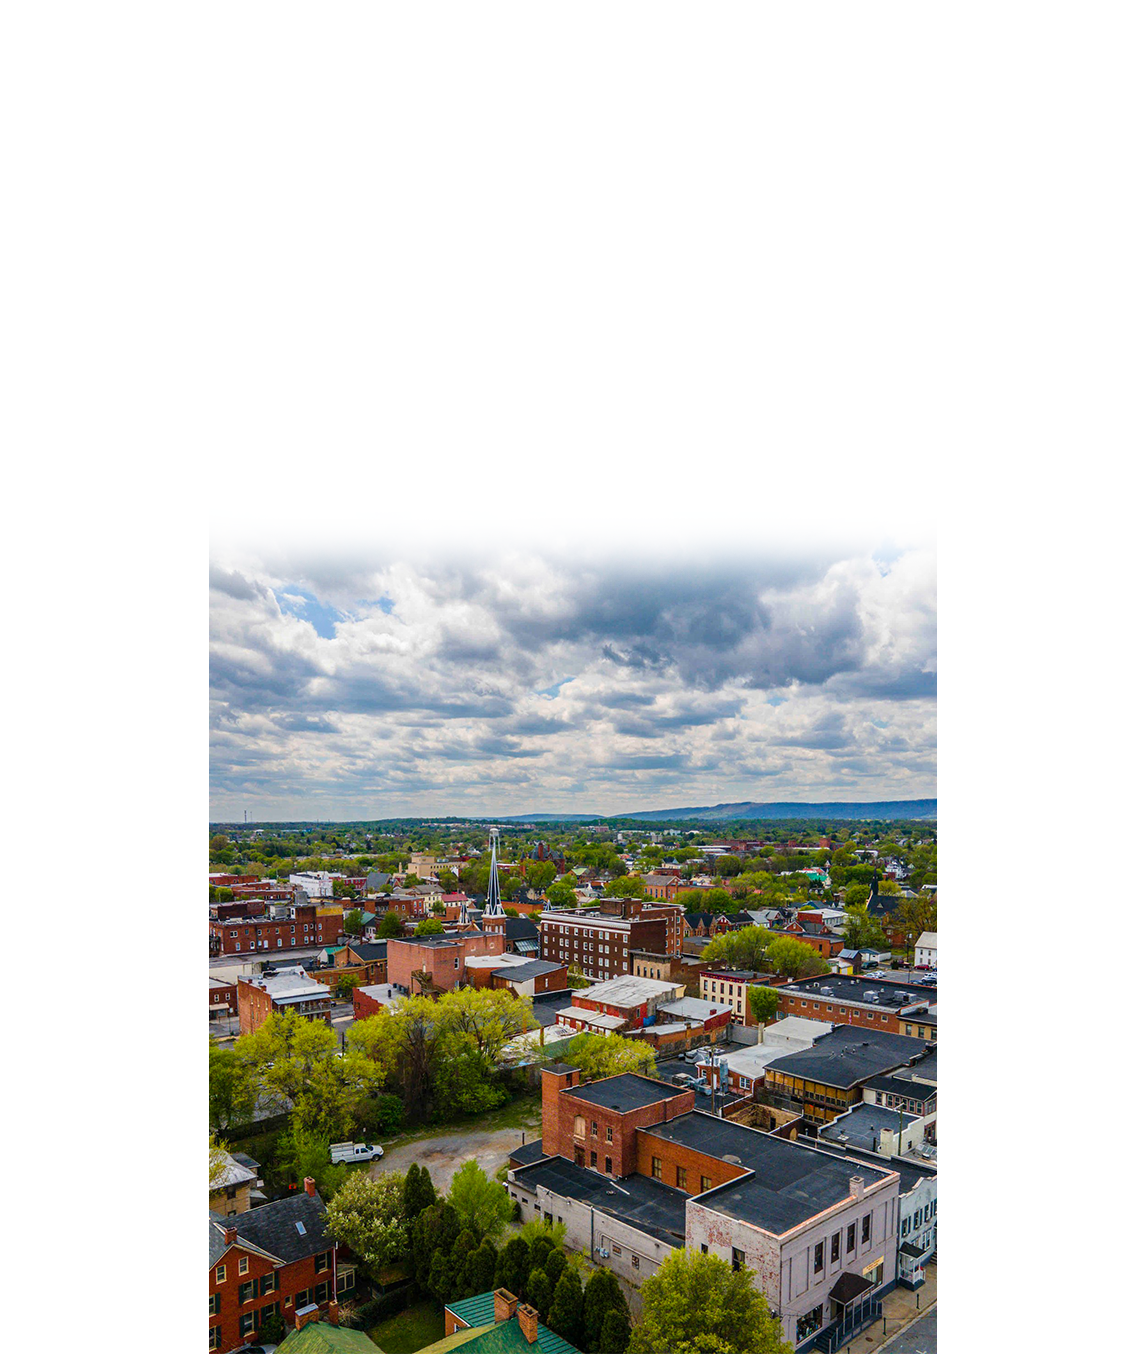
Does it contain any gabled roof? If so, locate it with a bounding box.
[278,1321,379,1352]
[347,940,388,962]
[208,1189,330,1267]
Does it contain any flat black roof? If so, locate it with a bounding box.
[649,1112,894,1235]
[904,1049,937,1083]
[864,1074,936,1101]
[783,975,937,1011]
[767,1028,927,1090]
[814,1140,936,1192]
[508,1138,550,1168]
[563,1073,685,1113]
[819,1104,921,1148]
[511,1155,687,1247]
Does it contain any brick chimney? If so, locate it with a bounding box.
[494,1289,519,1323]
[295,1307,320,1331]
[223,1225,237,1245]
[327,1300,340,1326]
[849,1174,865,1200]
[304,1176,316,1196]
[517,1304,539,1343]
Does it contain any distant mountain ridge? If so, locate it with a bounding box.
[500,799,936,823]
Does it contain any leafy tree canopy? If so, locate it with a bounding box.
[560,1032,658,1081]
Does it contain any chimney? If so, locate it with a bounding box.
[849,1174,865,1200]
[494,1289,519,1323]
[327,1300,340,1326]
[517,1304,539,1344]
[304,1176,316,1196]
[223,1225,237,1246]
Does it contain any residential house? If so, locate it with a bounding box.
[209,1179,351,1352]
[913,932,937,968]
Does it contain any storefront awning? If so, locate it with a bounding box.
[829,1272,874,1305]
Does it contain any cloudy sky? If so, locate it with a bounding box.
[209,544,936,821]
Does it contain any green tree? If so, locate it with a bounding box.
[276,1120,348,1199]
[746,985,780,1026]
[323,1169,409,1269]
[842,883,869,908]
[411,1202,461,1291]
[344,908,364,936]
[892,894,938,947]
[528,1233,556,1275]
[519,1218,568,1252]
[583,1268,629,1352]
[547,1268,584,1347]
[527,1267,554,1321]
[628,1248,791,1354]
[334,974,360,1000]
[468,1237,499,1294]
[415,917,445,935]
[433,1033,509,1118]
[437,987,538,1062]
[560,1032,658,1081]
[402,1161,437,1221]
[544,1247,567,1287]
[766,935,830,981]
[447,1159,514,1241]
[377,911,405,938]
[546,879,578,909]
[701,926,773,973]
[599,1307,632,1354]
[604,875,646,899]
[841,906,888,951]
[714,855,744,877]
[209,1129,230,1189]
[449,1229,479,1298]
[494,1235,531,1296]
[209,1044,257,1131]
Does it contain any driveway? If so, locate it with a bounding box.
[368,1114,542,1192]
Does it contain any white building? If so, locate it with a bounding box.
[289,871,336,899]
[913,932,937,967]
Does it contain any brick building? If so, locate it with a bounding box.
[698,968,774,1025]
[489,959,568,997]
[386,925,506,996]
[508,1066,902,1351]
[351,983,401,1019]
[537,901,682,980]
[211,904,343,958]
[760,1027,931,1125]
[209,1179,351,1351]
[210,978,238,1019]
[775,975,937,1035]
[236,966,333,1034]
[553,975,684,1035]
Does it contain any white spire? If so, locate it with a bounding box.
[484,827,504,916]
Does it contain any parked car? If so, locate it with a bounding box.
[330,1141,385,1164]
[672,1072,696,1085]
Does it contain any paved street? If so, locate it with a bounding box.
[368,1111,542,1193]
[878,1308,937,1354]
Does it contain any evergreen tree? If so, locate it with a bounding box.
[598,1307,631,1354]
[547,1268,584,1347]
[448,1229,478,1299]
[428,1250,452,1306]
[402,1161,437,1221]
[468,1238,498,1295]
[410,1202,461,1291]
[493,1235,532,1297]
[528,1234,556,1276]
[544,1247,567,1287]
[583,1268,627,1351]
[526,1267,553,1323]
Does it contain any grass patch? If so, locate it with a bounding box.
[369,1299,444,1353]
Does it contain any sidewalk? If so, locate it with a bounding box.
[845,1264,937,1352]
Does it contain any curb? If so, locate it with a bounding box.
[871,1300,937,1350]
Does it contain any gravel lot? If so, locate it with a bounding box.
[368,1108,543,1192]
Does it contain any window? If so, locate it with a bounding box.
[651,1156,663,1180]
[591,1121,598,1136]
[914,1209,922,1228]
[831,1232,840,1263]
[862,1213,871,1244]
[591,1151,598,1167]
[239,1279,256,1304]
[240,1313,255,1337]
[700,1243,709,1254]
[847,1223,856,1253]
[215,1264,226,1284]
[901,1219,911,1238]
[796,1306,824,1340]
[295,1288,313,1309]
[632,1255,640,1270]
[316,1253,330,1273]
[606,1125,613,1143]
[813,1241,824,1274]
[732,1247,745,1272]
[209,1294,220,1316]
[574,1115,586,1138]
[315,1281,330,1304]
[238,1256,249,1275]
[605,1157,612,1175]
[209,1327,222,1350]
[336,1268,356,1294]
[259,1302,280,1327]
[700,1175,713,1192]
[676,1165,688,1189]
[260,1272,278,1297]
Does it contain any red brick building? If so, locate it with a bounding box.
[210,978,238,1018]
[236,967,333,1035]
[775,975,937,1033]
[537,901,683,979]
[386,923,507,996]
[211,904,343,957]
[209,1178,350,1351]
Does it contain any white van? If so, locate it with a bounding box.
[330,1141,385,1164]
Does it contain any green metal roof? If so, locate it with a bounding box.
[278,1321,379,1353]
[439,1293,582,1354]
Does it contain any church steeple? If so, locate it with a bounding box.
[484,827,504,917]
